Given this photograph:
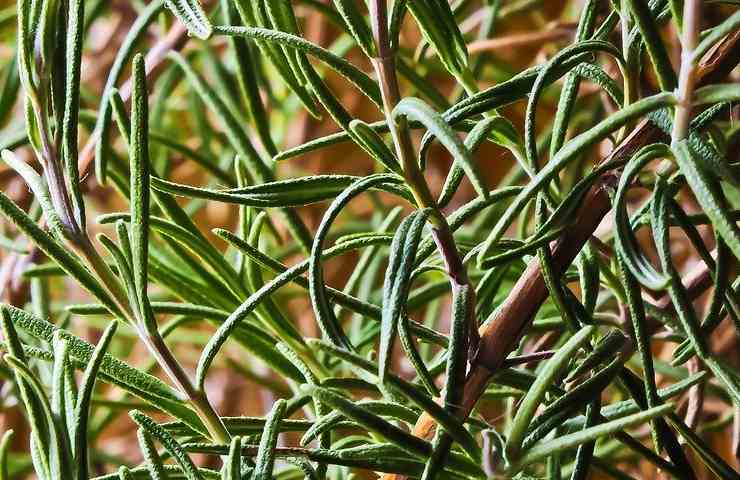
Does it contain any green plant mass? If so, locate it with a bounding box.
[1,0,740,478]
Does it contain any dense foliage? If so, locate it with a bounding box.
[0,0,739,478]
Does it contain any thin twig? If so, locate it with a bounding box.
[467,26,575,54]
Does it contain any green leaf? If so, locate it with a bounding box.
[394,97,488,199]
[150,174,412,207]
[332,0,376,57]
[692,10,740,63]
[613,143,671,290]
[510,404,674,473]
[274,119,385,161]
[406,0,468,76]
[0,430,13,480]
[130,410,204,480]
[61,0,85,228]
[1,306,52,480]
[163,417,312,437]
[4,354,72,480]
[51,328,74,456]
[349,119,402,174]
[524,40,624,172]
[167,51,313,253]
[221,0,276,157]
[35,0,60,78]
[68,302,229,321]
[182,443,461,478]
[309,174,403,350]
[442,283,473,417]
[0,52,20,129]
[0,188,118,316]
[674,140,740,262]
[166,52,265,181]
[232,0,321,119]
[561,372,707,430]
[216,227,446,343]
[667,414,740,480]
[99,213,244,302]
[1,149,70,241]
[137,429,169,480]
[214,25,382,108]
[652,175,740,406]
[624,0,677,90]
[261,0,311,87]
[129,53,156,334]
[506,325,595,460]
[165,0,213,39]
[310,339,480,461]
[523,357,625,449]
[222,436,241,480]
[74,321,118,480]
[253,399,287,480]
[109,88,131,146]
[93,466,219,480]
[149,132,234,186]
[693,84,740,105]
[301,384,431,458]
[422,283,478,479]
[442,55,591,126]
[617,251,665,448]
[379,209,432,382]
[549,0,598,159]
[438,116,522,207]
[301,400,419,445]
[648,107,740,186]
[246,215,306,353]
[193,223,405,388]
[2,305,205,435]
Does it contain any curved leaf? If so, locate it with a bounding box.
[394,98,488,199]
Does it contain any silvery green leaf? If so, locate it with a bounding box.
[0,430,13,480]
[137,429,169,480]
[253,400,286,480]
[506,325,595,460]
[130,410,204,480]
[73,321,118,480]
[165,0,213,39]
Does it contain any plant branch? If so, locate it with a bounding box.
[369,0,476,338]
[408,26,740,448]
[369,2,481,476]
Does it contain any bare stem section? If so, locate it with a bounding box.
[671,0,702,146]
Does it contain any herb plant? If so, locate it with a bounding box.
[0,0,739,478]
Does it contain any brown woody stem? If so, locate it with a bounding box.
[408,27,740,455]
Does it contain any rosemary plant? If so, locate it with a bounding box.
[0,0,739,478]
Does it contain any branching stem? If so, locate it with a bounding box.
[369,3,481,476]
